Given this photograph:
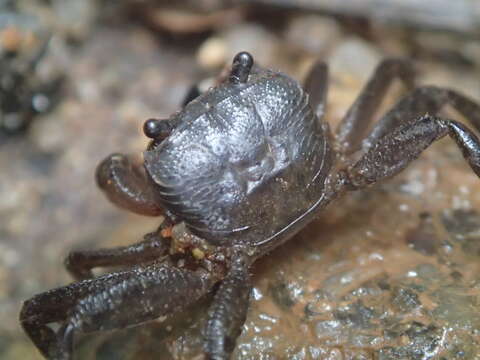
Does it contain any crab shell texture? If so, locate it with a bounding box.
[144,65,333,247]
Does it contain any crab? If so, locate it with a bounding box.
[20,52,480,359]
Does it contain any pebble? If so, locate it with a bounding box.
[197,23,280,70]
[328,37,383,84]
[285,15,343,55]
[197,36,227,69]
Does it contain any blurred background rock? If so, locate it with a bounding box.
[1,0,480,359]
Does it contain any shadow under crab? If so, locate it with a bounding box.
[20,51,480,360]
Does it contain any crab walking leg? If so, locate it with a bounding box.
[20,263,215,360]
[20,284,86,359]
[303,61,329,118]
[363,86,480,151]
[204,254,252,360]
[335,58,416,154]
[340,115,480,191]
[96,153,164,216]
[64,230,169,280]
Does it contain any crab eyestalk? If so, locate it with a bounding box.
[229,51,254,84]
[143,118,173,141]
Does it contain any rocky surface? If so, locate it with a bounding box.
[1,4,480,360]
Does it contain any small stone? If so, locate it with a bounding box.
[315,320,343,340]
[269,278,303,310]
[191,248,205,260]
[197,37,227,70]
[221,23,280,68]
[405,215,439,256]
[197,23,280,71]
[285,15,342,55]
[391,287,420,312]
[329,37,383,84]
[333,301,375,329]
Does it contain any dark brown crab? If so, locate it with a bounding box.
[20,52,480,359]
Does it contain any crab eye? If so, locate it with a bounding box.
[229,51,254,84]
[143,118,172,140]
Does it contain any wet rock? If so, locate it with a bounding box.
[415,263,443,283]
[405,213,439,256]
[305,296,334,318]
[442,331,479,359]
[333,301,375,329]
[391,286,421,312]
[431,286,480,330]
[315,320,345,342]
[379,322,443,360]
[269,275,304,310]
[442,208,480,241]
[441,209,480,258]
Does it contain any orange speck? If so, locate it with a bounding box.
[161,227,173,238]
